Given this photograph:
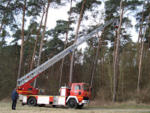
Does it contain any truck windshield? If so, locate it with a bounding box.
[83,84,89,91]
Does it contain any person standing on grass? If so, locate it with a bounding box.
[11,88,18,110]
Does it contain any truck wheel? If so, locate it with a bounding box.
[39,104,45,107]
[68,99,78,108]
[27,97,37,106]
[77,104,84,109]
[22,103,25,106]
[52,105,56,108]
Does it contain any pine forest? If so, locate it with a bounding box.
[0,0,150,104]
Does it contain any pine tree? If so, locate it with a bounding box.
[17,0,26,81]
[33,0,51,87]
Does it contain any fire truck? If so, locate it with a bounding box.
[17,19,114,109]
[18,83,90,108]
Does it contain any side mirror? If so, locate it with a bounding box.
[79,92,81,95]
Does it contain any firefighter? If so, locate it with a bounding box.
[11,88,18,110]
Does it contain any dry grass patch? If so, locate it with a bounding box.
[0,101,150,113]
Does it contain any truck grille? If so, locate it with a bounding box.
[83,97,89,100]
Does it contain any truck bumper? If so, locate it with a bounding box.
[79,100,89,105]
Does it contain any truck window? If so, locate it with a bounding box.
[74,85,81,90]
[28,88,33,91]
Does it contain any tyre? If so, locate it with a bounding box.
[68,98,78,108]
[77,104,84,109]
[39,104,45,107]
[52,105,56,108]
[22,103,25,106]
[27,97,37,106]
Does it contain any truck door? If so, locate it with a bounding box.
[73,84,82,96]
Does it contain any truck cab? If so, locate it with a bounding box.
[66,83,91,108]
[70,83,91,98]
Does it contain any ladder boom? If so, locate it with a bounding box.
[17,19,114,87]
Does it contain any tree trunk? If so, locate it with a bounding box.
[137,29,145,94]
[30,7,45,71]
[137,2,145,44]
[113,0,124,102]
[137,14,150,93]
[136,2,146,95]
[148,32,150,49]
[17,0,26,83]
[33,1,50,88]
[108,58,113,96]
[69,0,86,85]
[59,0,72,88]
[0,22,3,33]
[90,33,103,87]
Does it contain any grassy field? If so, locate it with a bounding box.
[1,101,150,113]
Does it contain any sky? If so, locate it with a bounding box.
[6,0,139,46]
[47,3,70,29]
[46,0,138,43]
[46,1,105,51]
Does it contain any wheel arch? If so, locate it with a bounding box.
[27,96,37,106]
[66,96,79,104]
[27,96,36,101]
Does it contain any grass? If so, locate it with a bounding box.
[1,100,150,113]
[89,100,150,109]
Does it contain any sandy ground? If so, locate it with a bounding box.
[1,101,150,113]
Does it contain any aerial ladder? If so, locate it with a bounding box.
[17,19,115,108]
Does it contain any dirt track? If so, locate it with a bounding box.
[86,108,150,112]
[1,101,150,113]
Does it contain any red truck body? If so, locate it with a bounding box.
[18,82,91,109]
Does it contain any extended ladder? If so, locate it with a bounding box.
[17,19,114,87]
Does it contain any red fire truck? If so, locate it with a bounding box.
[17,19,114,109]
[18,83,91,108]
